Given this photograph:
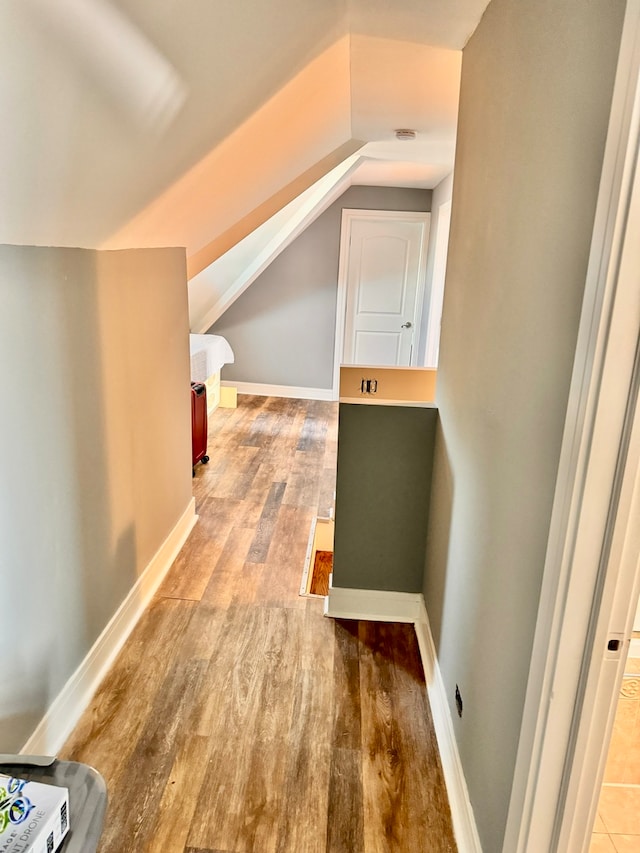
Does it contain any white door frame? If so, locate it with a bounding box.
[332,209,430,399]
[423,198,452,368]
[503,2,640,850]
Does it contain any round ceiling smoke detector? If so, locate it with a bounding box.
[395,129,417,141]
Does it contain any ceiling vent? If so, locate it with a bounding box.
[395,129,417,141]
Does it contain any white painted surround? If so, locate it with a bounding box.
[325,581,482,853]
[22,498,197,756]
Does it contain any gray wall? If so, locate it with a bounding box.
[0,245,193,751]
[210,185,432,388]
[333,403,437,592]
[422,1,626,849]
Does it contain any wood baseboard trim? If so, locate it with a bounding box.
[324,583,481,852]
[222,381,334,402]
[21,498,197,756]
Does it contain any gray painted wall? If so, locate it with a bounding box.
[210,185,432,389]
[422,1,625,850]
[333,403,437,592]
[0,245,193,751]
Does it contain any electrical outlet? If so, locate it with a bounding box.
[359,378,378,394]
[455,684,463,717]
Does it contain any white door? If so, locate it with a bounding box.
[341,211,429,366]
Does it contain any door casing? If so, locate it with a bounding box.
[332,209,430,398]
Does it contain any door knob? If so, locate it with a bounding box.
[401,321,412,328]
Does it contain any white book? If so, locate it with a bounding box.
[0,775,69,853]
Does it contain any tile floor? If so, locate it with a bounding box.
[591,653,640,852]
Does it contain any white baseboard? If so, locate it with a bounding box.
[324,580,424,622]
[630,637,640,656]
[22,498,197,756]
[325,582,481,853]
[414,602,482,853]
[221,380,334,402]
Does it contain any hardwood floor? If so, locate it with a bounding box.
[61,395,457,853]
[310,551,333,596]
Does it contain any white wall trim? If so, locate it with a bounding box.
[332,210,352,399]
[22,498,197,756]
[324,583,482,852]
[191,157,363,333]
[414,604,483,853]
[423,198,452,369]
[222,380,334,401]
[324,582,424,622]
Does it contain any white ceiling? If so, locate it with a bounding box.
[0,0,490,250]
[347,0,492,47]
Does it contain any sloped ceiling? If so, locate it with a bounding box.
[1,0,489,254]
[104,35,463,274]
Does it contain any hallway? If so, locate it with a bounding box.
[61,395,456,852]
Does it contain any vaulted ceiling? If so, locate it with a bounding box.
[1,0,490,256]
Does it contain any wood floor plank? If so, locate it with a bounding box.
[387,625,457,851]
[275,667,333,853]
[300,600,336,673]
[297,406,328,452]
[177,600,227,662]
[61,597,196,781]
[144,734,212,853]
[185,849,233,853]
[200,526,256,608]
[326,619,364,853]
[282,449,325,508]
[359,621,457,853]
[326,747,365,853]
[240,410,275,448]
[98,658,209,852]
[188,610,260,739]
[156,521,227,601]
[197,495,264,532]
[259,503,315,608]
[318,465,337,517]
[243,462,283,505]
[247,480,287,563]
[226,619,303,853]
[187,606,299,852]
[359,621,415,853]
[310,550,333,595]
[332,620,362,750]
[205,445,261,500]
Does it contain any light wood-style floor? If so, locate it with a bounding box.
[62,395,456,853]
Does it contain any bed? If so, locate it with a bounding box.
[189,334,236,415]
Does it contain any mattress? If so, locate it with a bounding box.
[189,334,234,383]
